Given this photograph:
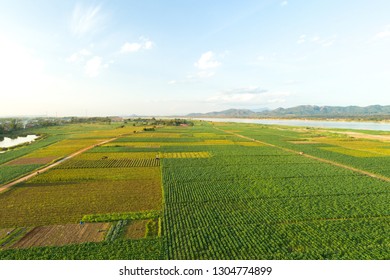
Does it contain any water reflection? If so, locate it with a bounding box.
[0,135,39,149]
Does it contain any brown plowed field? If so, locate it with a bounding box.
[124,220,148,239]
[6,157,58,165]
[12,223,110,248]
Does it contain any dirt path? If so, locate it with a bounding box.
[214,126,390,183]
[0,137,117,193]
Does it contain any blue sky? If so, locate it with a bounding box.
[1,0,390,116]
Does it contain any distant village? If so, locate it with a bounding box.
[0,116,193,135]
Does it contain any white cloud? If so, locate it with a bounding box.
[120,38,154,53]
[79,49,92,56]
[207,88,290,106]
[84,56,103,77]
[121,42,142,53]
[0,35,48,96]
[268,98,286,103]
[197,71,215,78]
[297,34,306,44]
[67,49,92,63]
[297,34,334,47]
[194,51,221,70]
[281,1,288,7]
[168,80,177,85]
[283,79,301,85]
[70,4,106,37]
[192,51,221,78]
[257,55,265,61]
[144,40,153,50]
[375,25,390,39]
[224,86,268,95]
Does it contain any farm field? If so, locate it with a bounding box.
[12,223,110,249]
[0,121,389,259]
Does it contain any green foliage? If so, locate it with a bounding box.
[145,219,159,238]
[0,164,42,184]
[0,239,163,260]
[1,121,389,260]
[56,158,160,168]
[162,122,390,260]
[105,220,129,242]
[0,228,29,249]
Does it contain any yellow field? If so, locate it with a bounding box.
[75,152,157,160]
[23,139,106,158]
[28,167,161,183]
[131,133,182,138]
[193,133,219,138]
[203,139,234,145]
[160,152,211,158]
[321,147,383,157]
[104,141,236,147]
[236,142,265,146]
[0,228,15,239]
[314,138,390,157]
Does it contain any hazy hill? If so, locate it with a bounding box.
[187,109,258,118]
[187,105,390,119]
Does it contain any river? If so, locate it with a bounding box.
[193,118,390,131]
[0,135,39,149]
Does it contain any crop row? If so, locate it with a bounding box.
[0,164,42,185]
[227,125,390,179]
[0,180,162,228]
[0,239,163,260]
[27,167,161,183]
[161,155,314,168]
[57,158,160,169]
[114,137,201,143]
[160,152,210,159]
[164,215,390,259]
[163,175,390,204]
[162,162,359,183]
[164,193,390,233]
[87,146,161,153]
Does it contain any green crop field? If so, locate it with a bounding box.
[0,121,389,260]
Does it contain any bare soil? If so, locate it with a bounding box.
[12,223,110,249]
[6,157,58,165]
[124,220,148,239]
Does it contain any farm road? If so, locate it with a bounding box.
[214,126,390,183]
[0,137,117,193]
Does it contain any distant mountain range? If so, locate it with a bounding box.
[186,105,390,119]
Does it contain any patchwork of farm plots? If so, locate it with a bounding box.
[159,124,390,259]
[0,124,163,259]
[0,122,389,259]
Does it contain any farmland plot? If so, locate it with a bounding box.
[1,121,389,260]
[28,167,161,183]
[12,223,110,249]
[0,180,162,227]
[161,122,390,259]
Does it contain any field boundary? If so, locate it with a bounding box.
[214,126,390,183]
